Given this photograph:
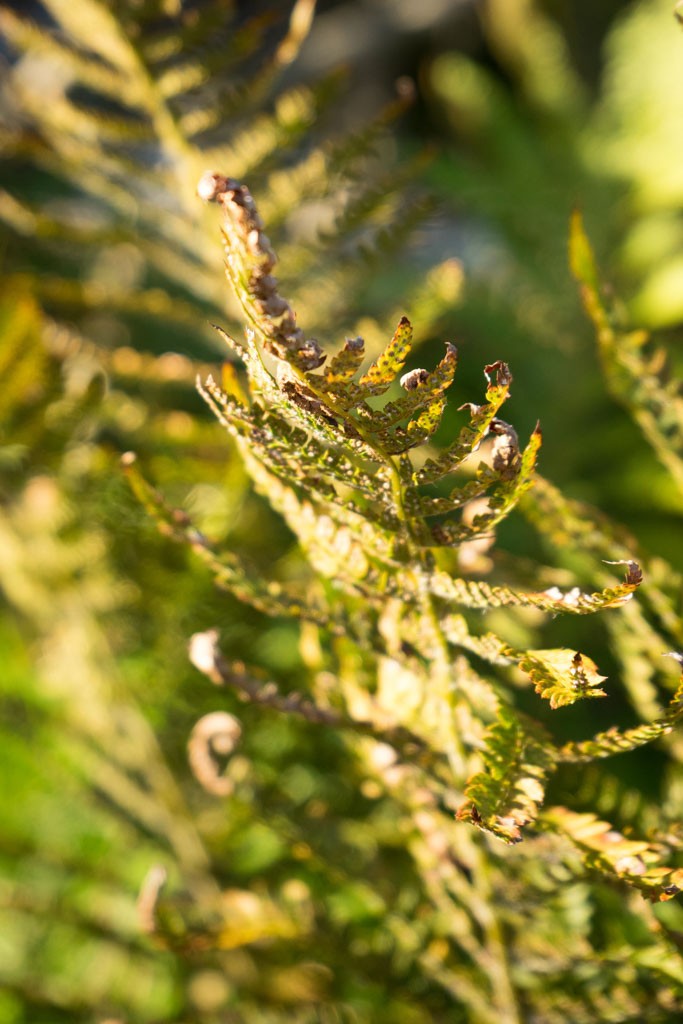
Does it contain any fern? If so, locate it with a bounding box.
[542,807,683,903]
[0,0,426,364]
[558,670,683,763]
[4,3,683,1022]
[456,705,555,844]
[570,208,683,496]
[141,174,683,916]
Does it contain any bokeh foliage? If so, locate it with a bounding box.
[1,1,683,1022]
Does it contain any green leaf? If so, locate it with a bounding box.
[412,472,495,519]
[543,807,683,903]
[517,649,608,709]
[379,341,458,428]
[570,211,683,495]
[559,672,683,761]
[406,395,447,442]
[317,335,366,385]
[417,361,513,484]
[422,559,643,615]
[457,705,555,844]
[465,424,543,537]
[568,208,600,296]
[356,316,413,396]
[121,452,340,631]
[200,174,325,371]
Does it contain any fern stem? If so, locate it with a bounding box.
[291,371,469,778]
[386,453,469,779]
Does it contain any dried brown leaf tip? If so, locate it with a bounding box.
[484,360,513,387]
[196,172,240,202]
[603,559,643,587]
[198,171,325,371]
[570,652,595,688]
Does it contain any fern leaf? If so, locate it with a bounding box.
[371,341,458,430]
[318,335,366,385]
[0,8,127,103]
[120,452,340,631]
[423,559,642,614]
[393,343,459,444]
[197,375,411,538]
[356,316,413,397]
[516,649,608,709]
[40,0,137,74]
[34,275,208,330]
[443,621,612,712]
[237,452,400,594]
[256,81,416,238]
[543,806,683,902]
[558,672,683,761]
[568,208,601,295]
[522,473,636,560]
[570,210,683,494]
[457,705,555,844]
[463,424,543,537]
[198,173,325,371]
[417,361,513,484]
[412,472,495,519]
[441,613,516,668]
[406,394,448,442]
[444,617,610,710]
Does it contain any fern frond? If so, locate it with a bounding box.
[258,84,411,231]
[31,275,212,332]
[462,422,542,534]
[442,620,611,711]
[423,559,642,614]
[558,671,683,761]
[190,83,318,167]
[0,8,129,103]
[416,361,513,484]
[0,286,53,452]
[522,474,682,640]
[440,613,515,668]
[516,649,607,709]
[120,452,341,631]
[319,334,367,386]
[147,11,277,100]
[543,806,683,903]
[411,472,496,519]
[199,172,325,371]
[570,209,683,495]
[457,705,556,844]
[189,629,446,779]
[356,316,414,397]
[40,0,139,74]
[522,472,638,561]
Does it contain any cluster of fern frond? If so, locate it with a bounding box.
[0,3,463,1021]
[123,168,683,1020]
[2,2,683,1023]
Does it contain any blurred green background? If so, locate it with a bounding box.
[1,1,682,1021]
